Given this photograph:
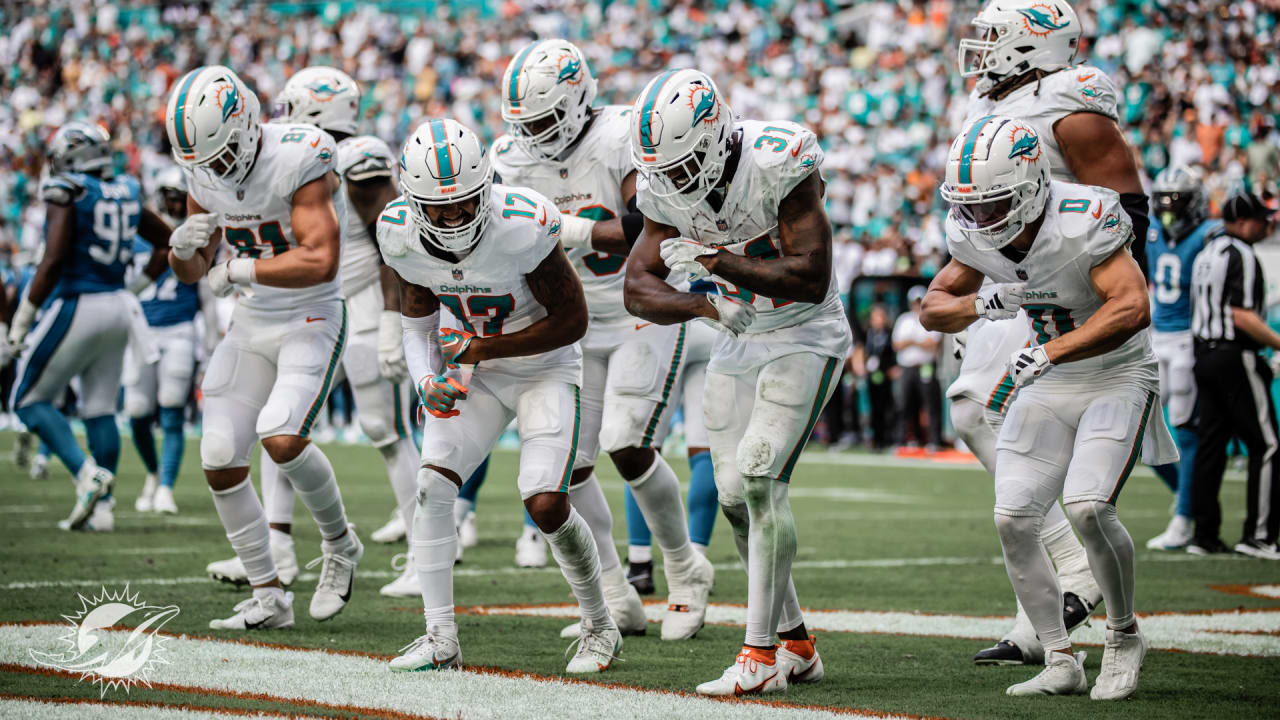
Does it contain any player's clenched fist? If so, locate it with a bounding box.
[418,375,468,419]
[169,212,218,261]
[438,328,476,369]
[1007,346,1052,388]
[660,237,717,281]
[702,294,756,337]
[975,282,1026,320]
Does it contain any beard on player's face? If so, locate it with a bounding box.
[424,197,480,228]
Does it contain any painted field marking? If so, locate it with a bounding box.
[1,624,926,720]
[461,603,1280,657]
[0,694,299,720]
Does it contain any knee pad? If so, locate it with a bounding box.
[737,431,784,479]
[598,394,654,454]
[710,444,744,506]
[416,468,459,513]
[201,423,238,470]
[157,380,191,410]
[993,510,1043,547]
[1064,499,1113,537]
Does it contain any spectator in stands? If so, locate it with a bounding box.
[893,286,942,450]
[857,304,897,451]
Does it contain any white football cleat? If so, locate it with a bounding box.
[62,498,116,532]
[389,628,461,671]
[209,591,295,630]
[29,453,49,481]
[371,508,406,544]
[559,579,648,638]
[207,538,299,586]
[1146,514,1193,550]
[62,462,114,530]
[1091,628,1147,700]
[307,530,363,621]
[152,484,179,514]
[135,473,158,511]
[380,552,421,597]
[696,647,788,696]
[458,510,478,549]
[1006,651,1087,696]
[564,620,622,674]
[777,635,824,684]
[515,526,548,568]
[662,552,714,640]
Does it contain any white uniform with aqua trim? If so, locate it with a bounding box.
[945,180,1175,510]
[188,122,353,469]
[636,119,853,492]
[376,184,584,498]
[492,106,687,462]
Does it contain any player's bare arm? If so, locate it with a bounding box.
[456,245,587,365]
[137,207,174,281]
[1041,247,1149,364]
[623,215,716,325]
[1229,307,1280,351]
[169,194,221,283]
[23,201,75,308]
[1055,112,1149,272]
[920,259,986,333]
[697,171,831,304]
[399,273,440,318]
[346,171,402,312]
[249,173,342,287]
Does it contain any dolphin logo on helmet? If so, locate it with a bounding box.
[1018,5,1069,34]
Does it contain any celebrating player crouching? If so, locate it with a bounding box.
[378,118,621,674]
[165,65,364,630]
[922,116,1175,700]
[624,69,852,696]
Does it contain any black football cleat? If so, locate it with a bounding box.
[973,640,1030,666]
[626,560,655,595]
[1062,591,1096,633]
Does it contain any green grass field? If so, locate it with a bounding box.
[1,431,1276,719]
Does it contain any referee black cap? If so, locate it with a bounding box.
[1222,189,1272,223]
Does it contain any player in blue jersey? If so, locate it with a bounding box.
[1145,165,1221,550]
[127,166,203,515]
[1,121,173,531]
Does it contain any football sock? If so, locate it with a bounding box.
[623,484,652,549]
[158,407,185,488]
[544,508,612,629]
[1041,502,1095,593]
[1065,500,1136,629]
[628,455,696,578]
[277,443,351,546]
[629,544,652,564]
[253,585,286,604]
[1175,426,1198,518]
[743,475,798,648]
[261,448,294,527]
[568,472,622,573]
[456,456,488,503]
[412,469,459,638]
[211,477,277,586]
[995,510,1068,651]
[130,415,159,474]
[379,436,420,540]
[1151,462,1179,493]
[686,451,718,546]
[83,415,120,474]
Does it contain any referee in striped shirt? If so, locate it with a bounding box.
[1189,189,1279,558]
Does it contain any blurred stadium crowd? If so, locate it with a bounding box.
[1,0,1278,449]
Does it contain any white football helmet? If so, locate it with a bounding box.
[399,118,492,254]
[630,69,734,211]
[501,39,598,161]
[959,0,1081,95]
[165,65,262,187]
[275,66,361,137]
[940,115,1051,250]
[47,121,112,175]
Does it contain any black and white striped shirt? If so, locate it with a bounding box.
[1191,233,1266,349]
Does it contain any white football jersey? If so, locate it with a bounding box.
[376,183,581,384]
[336,135,397,298]
[965,65,1119,183]
[490,106,633,326]
[946,180,1156,389]
[636,119,852,374]
[945,315,1030,414]
[188,123,346,312]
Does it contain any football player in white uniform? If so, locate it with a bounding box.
[237,66,421,599]
[379,118,620,674]
[165,65,364,630]
[924,118,1174,700]
[625,70,851,696]
[491,39,714,641]
[950,0,1157,666]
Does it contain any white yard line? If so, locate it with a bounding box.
[0,698,303,720]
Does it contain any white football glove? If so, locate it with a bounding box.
[1007,346,1052,389]
[975,283,1026,320]
[952,329,968,361]
[557,213,596,250]
[169,212,218,261]
[660,237,717,281]
[0,323,15,369]
[377,310,409,384]
[207,258,255,298]
[6,298,37,362]
[700,293,757,337]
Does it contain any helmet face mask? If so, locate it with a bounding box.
[166,66,262,189]
[941,115,1051,251]
[48,121,113,175]
[502,40,597,161]
[1151,165,1206,241]
[399,118,493,255]
[957,1,1081,94]
[630,69,733,212]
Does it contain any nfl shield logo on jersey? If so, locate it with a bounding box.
[452,268,464,281]
[1016,269,1028,280]
[236,189,245,201]
[716,219,729,231]
[559,168,568,178]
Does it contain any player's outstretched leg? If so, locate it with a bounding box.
[153,406,187,513]
[392,467,463,672]
[559,470,647,639]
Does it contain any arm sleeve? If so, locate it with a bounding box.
[1119,192,1150,278]
[402,311,442,386]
